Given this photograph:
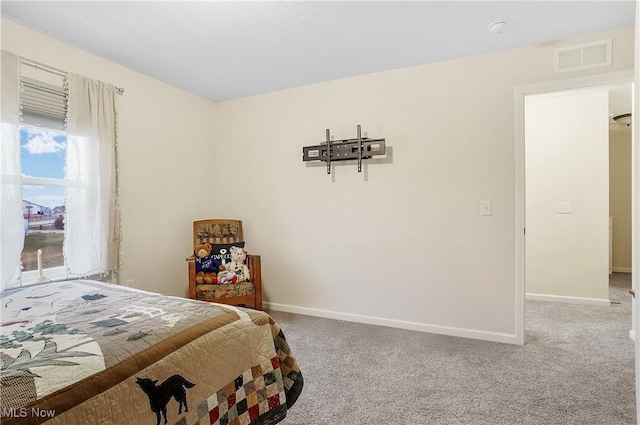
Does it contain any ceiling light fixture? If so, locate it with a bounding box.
[613,113,632,127]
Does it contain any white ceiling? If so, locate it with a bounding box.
[1,1,635,102]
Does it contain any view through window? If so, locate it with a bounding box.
[21,125,66,273]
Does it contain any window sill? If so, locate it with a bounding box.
[20,266,69,285]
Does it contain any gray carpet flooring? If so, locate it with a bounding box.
[269,273,635,425]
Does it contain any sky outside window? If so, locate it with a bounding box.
[21,126,66,209]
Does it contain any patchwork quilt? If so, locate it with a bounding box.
[0,280,303,425]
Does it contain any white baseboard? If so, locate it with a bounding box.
[525,293,611,306]
[629,330,635,341]
[264,302,517,345]
[612,267,632,273]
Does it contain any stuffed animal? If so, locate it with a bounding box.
[196,270,218,285]
[195,271,205,284]
[217,269,237,285]
[203,271,218,284]
[195,243,212,259]
[226,246,250,283]
[195,243,222,275]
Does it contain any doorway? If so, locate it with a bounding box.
[524,87,611,305]
[514,70,634,345]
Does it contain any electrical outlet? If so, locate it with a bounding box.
[125,279,134,287]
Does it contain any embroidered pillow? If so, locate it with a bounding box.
[210,242,246,268]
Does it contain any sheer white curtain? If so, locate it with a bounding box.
[0,51,24,290]
[65,73,121,276]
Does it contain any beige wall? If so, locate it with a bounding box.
[610,127,633,271]
[1,18,217,297]
[525,89,610,301]
[2,17,634,343]
[211,26,634,341]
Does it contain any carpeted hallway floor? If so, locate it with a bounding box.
[270,273,635,425]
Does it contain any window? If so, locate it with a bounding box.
[1,52,121,289]
[20,126,67,279]
[19,67,69,282]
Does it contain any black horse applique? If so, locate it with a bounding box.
[136,375,196,425]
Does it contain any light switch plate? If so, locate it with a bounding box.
[558,201,571,214]
[480,200,492,216]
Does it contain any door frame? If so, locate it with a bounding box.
[514,70,634,346]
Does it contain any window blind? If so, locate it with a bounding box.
[20,76,67,131]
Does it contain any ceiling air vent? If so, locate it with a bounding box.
[554,39,611,73]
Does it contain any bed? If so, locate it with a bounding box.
[0,280,303,425]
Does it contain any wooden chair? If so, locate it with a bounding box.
[186,219,262,310]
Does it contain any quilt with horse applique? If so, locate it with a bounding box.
[0,280,303,425]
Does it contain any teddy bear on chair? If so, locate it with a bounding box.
[226,245,250,283]
[195,243,221,275]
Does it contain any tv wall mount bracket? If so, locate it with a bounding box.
[302,125,386,174]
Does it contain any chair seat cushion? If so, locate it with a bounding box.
[196,281,255,300]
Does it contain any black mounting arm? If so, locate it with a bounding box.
[302,125,386,174]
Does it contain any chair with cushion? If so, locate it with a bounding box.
[186,219,262,310]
